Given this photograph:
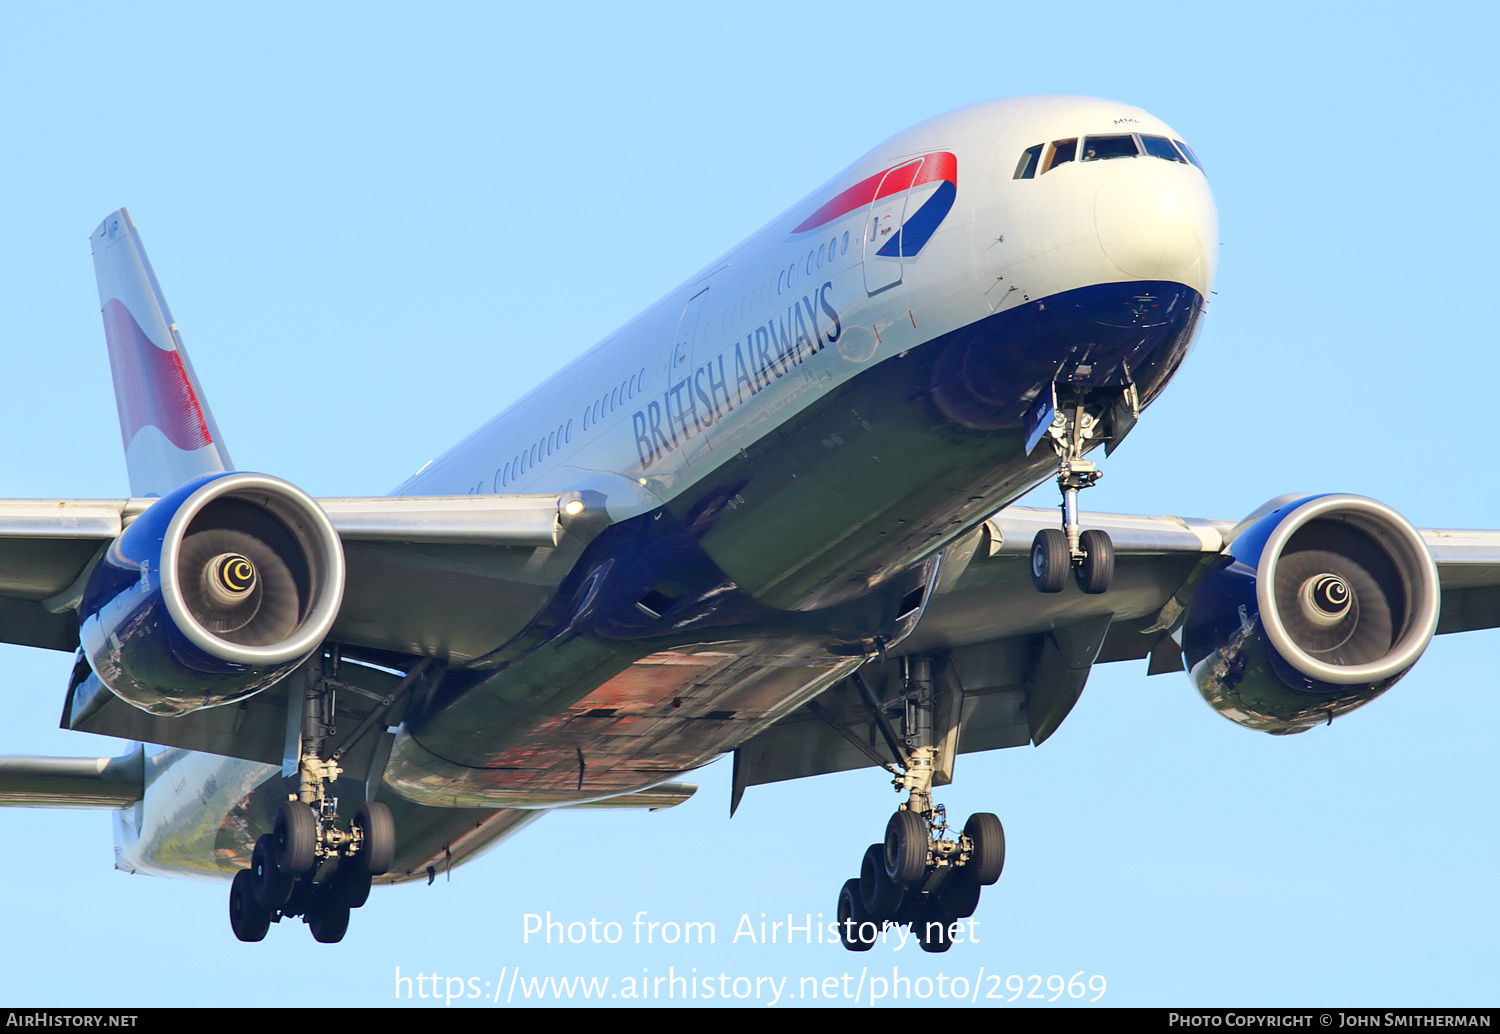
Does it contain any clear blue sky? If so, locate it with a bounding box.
[0,1,1494,1008]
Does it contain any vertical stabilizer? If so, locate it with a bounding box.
[90,209,233,497]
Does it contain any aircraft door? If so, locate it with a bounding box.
[862,159,921,294]
[669,287,710,379]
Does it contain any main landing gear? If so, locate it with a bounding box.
[229,798,396,943]
[229,660,401,943]
[835,657,1006,953]
[1030,396,1114,595]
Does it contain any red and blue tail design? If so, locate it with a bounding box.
[792,151,957,257]
[91,209,232,497]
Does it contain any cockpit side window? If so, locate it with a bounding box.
[1014,144,1043,179]
[1139,135,1186,163]
[1040,138,1077,174]
[1082,135,1139,161]
[1173,140,1203,169]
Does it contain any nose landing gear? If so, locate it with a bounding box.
[1030,393,1117,595]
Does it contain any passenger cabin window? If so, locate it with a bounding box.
[1014,144,1042,179]
[1082,135,1139,161]
[1140,135,1186,163]
[1040,138,1077,173]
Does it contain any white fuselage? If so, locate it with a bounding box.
[115,95,1217,881]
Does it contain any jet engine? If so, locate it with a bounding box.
[79,472,345,716]
[1180,494,1439,734]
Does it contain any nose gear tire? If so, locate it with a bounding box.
[1031,529,1069,593]
[1075,529,1114,594]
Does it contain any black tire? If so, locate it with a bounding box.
[1075,529,1114,594]
[329,866,373,910]
[916,896,958,953]
[884,809,928,884]
[964,812,1006,886]
[859,843,903,919]
[836,879,876,952]
[353,801,395,876]
[918,919,957,953]
[1030,528,1068,593]
[274,800,317,876]
[251,833,293,909]
[308,905,351,944]
[229,869,271,942]
[938,868,982,919]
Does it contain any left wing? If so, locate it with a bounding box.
[731,501,1500,799]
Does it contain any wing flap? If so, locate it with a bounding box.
[0,749,142,808]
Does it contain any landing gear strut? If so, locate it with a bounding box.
[230,654,413,943]
[1030,395,1114,595]
[837,657,1005,953]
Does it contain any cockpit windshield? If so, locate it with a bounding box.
[1016,133,1203,176]
[1040,138,1076,174]
[1082,135,1138,161]
[1139,135,1186,163]
[1014,144,1043,179]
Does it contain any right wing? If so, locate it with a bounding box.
[0,492,598,660]
[0,491,610,774]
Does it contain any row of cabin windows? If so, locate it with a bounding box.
[1014,133,1202,179]
[722,228,854,331]
[807,231,851,276]
[782,230,851,294]
[495,367,647,488]
[581,368,646,432]
[497,418,573,489]
[494,219,862,493]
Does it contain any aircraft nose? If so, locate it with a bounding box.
[1094,162,1217,294]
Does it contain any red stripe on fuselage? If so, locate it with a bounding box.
[102,298,213,452]
[791,151,957,234]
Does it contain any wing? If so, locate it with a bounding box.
[730,502,1500,800]
[0,491,613,772]
[0,492,595,657]
[8,490,1500,791]
[0,209,643,785]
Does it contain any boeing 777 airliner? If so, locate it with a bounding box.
[2,95,1496,951]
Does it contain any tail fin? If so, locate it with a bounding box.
[90,208,232,497]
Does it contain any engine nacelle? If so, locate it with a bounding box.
[79,472,345,716]
[1181,494,1439,734]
